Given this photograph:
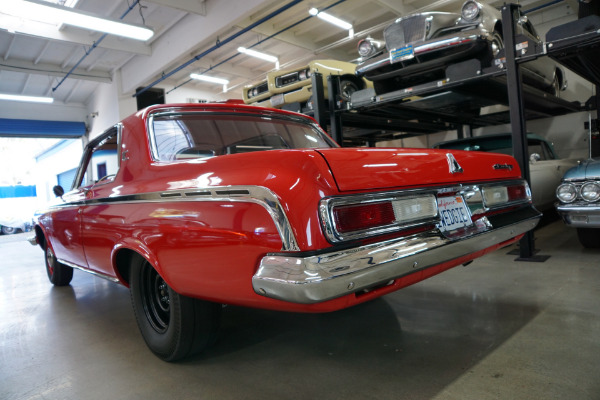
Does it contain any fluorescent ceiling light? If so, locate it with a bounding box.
[42,0,79,7]
[309,8,352,30]
[237,47,278,63]
[0,93,54,103]
[190,74,229,85]
[2,0,154,41]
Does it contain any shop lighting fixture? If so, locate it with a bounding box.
[190,73,230,92]
[2,0,154,41]
[0,93,54,103]
[237,47,280,69]
[309,8,353,35]
[189,74,229,85]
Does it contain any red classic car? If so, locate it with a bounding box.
[31,101,540,361]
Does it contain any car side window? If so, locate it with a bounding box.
[75,127,121,189]
[528,141,549,161]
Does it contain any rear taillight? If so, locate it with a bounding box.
[334,202,395,233]
[322,194,438,242]
[481,182,531,209]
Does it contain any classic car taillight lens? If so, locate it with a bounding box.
[461,1,480,21]
[556,183,577,203]
[581,182,600,202]
[334,202,396,233]
[323,195,438,242]
[482,182,531,209]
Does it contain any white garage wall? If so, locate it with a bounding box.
[164,84,230,104]
[86,77,121,141]
[34,139,84,207]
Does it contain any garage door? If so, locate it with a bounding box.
[0,118,86,138]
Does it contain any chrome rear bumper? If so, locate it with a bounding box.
[253,207,540,304]
[556,204,600,228]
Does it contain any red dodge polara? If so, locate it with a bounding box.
[31,102,540,361]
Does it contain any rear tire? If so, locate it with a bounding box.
[45,242,73,286]
[129,257,221,361]
[490,31,504,58]
[576,228,600,248]
[551,74,561,98]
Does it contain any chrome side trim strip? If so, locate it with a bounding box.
[253,209,540,304]
[50,185,299,252]
[58,258,121,283]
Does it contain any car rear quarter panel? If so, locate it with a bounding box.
[85,118,342,303]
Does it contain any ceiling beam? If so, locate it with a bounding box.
[143,0,207,16]
[120,0,273,94]
[34,41,52,65]
[241,26,351,61]
[0,59,112,84]
[64,80,82,103]
[370,0,409,15]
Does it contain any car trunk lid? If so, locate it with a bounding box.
[316,148,522,192]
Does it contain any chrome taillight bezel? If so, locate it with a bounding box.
[319,180,532,244]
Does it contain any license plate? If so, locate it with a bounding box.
[436,195,473,232]
[271,94,285,107]
[390,45,414,63]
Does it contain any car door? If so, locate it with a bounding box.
[46,185,88,269]
[78,126,123,279]
[528,139,566,210]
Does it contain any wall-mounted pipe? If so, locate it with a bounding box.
[53,0,142,93]
[167,0,347,95]
[523,0,564,15]
[134,0,304,97]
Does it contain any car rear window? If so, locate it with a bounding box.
[150,112,336,161]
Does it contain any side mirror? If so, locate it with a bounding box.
[530,153,541,163]
[53,185,65,198]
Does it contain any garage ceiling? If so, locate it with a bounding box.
[0,0,576,108]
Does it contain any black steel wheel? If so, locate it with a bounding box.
[576,228,600,248]
[339,79,360,102]
[129,257,221,361]
[490,31,504,58]
[45,242,73,286]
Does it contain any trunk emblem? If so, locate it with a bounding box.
[446,153,463,174]
[493,163,514,171]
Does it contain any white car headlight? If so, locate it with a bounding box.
[580,182,600,202]
[556,183,577,203]
[358,39,377,58]
[461,1,480,21]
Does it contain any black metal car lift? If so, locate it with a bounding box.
[300,3,600,260]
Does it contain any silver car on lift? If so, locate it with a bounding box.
[356,0,566,96]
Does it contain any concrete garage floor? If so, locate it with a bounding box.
[1,219,599,400]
